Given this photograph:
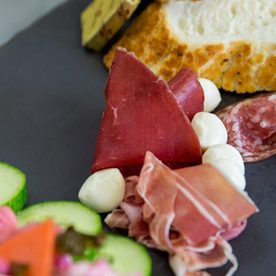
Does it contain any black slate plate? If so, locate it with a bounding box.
[0,0,275,275]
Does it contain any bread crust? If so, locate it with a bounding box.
[104,3,276,93]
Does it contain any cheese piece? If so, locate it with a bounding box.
[210,159,246,190]
[78,168,126,213]
[198,78,222,112]
[81,0,140,51]
[191,112,228,150]
[202,144,245,173]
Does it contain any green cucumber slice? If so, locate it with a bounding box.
[97,234,152,276]
[17,201,102,236]
[0,162,27,212]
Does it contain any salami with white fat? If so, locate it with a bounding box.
[217,93,276,162]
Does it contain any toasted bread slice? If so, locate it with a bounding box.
[104,0,276,93]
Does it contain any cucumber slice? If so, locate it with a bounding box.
[97,234,152,276]
[0,162,27,212]
[17,201,102,236]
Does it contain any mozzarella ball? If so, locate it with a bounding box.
[191,112,228,150]
[203,144,245,173]
[78,168,126,213]
[211,159,246,190]
[198,78,222,112]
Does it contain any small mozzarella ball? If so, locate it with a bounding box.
[198,78,222,112]
[78,168,126,213]
[191,112,227,150]
[203,144,245,173]
[211,159,246,190]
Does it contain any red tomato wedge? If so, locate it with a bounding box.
[92,48,202,175]
[0,220,55,276]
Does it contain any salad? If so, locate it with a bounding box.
[0,163,151,276]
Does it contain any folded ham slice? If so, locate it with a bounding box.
[169,69,204,120]
[105,152,258,275]
[92,48,201,174]
[175,165,256,240]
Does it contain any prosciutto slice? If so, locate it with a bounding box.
[92,48,201,174]
[217,93,276,162]
[169,69,204,120]
[105,152,258,275]
[175,165,256,229]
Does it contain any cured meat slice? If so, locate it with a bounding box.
[221,220,247,241]
[170,238,237,276]
[175,164,257,227]
[138,152,257,246]
[137,156,220,246]
[92,48,201,174]
[169,69,204,120]
[217,93,276,162]
[105,176,144,231]
[105,209,129,229]
[106,151,258,274]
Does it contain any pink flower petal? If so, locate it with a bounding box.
[0,207,17,244]
[0,258,10,274]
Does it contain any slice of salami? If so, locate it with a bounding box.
[217,93,276,162]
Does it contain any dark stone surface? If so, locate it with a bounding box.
[0,0,275,275]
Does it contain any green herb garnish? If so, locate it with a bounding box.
[56,227,105,261]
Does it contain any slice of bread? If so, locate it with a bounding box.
[104,0,276,93]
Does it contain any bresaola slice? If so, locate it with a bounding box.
[169,69,204,120]
[105,152,258,275]
[217,93,276,162]
[92,48,201,174]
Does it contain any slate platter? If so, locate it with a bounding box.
[0,0,275,275]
